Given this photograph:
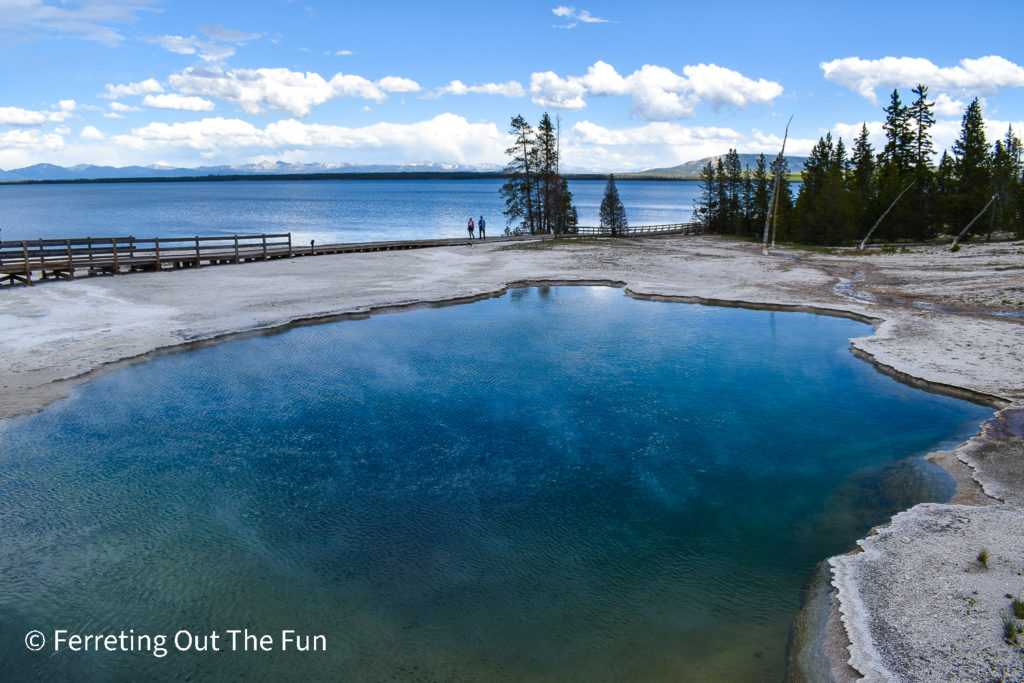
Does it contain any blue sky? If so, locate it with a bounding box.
[1,0,1023,171]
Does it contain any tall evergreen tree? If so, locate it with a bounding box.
[500,113,576,236]
[749,153,771,236]
[849,123,877,236]
[951,98,992,236]
[876,89,915,241]
[500,115,538,234]
[905,84,937,240]
[536,113,560,234]
[694,160,719,230]
[794,133,853,244]
[991,125,1023,237]
[553,177,578,235]
[767,155,795,242]
[723,149,744,235]
[934,150,956,229]
[599,174,628,236]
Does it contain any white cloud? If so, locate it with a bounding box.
[0,106,48,126]
[145,34,197,55]
[528,60,782,120]
[530,71,588,110]
[820,56,1024,102]
[143,93,217,111]
[197,23,260,43]
[376,76,421,94]
[561,120,819,171]
[0,128,65,153]
[144,34,238,61]
[933,93,967,117]
[335,49,355,56]
[428,79,527,98]
[0,102,78,126]
[683,64,785,110]
[80,125,104,140]
[109,113,508,164]
[564,121,742,171]
[103,78,165,99]
[168,66,420,117]
[0,0,160,46]
[551,6,610,28]
[109,101,141,113]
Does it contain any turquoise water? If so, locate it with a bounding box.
[0,178,701,244]
[0,287,990,681]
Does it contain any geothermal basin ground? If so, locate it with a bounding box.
[1,234,1022,681]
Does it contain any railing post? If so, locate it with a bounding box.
[195,236,201,268]
[234,235,239,264]
[287,233,293,258]
[262,234,268,261]
[21,241,31,285]
[110,238,117,274]
[154,237,161,270]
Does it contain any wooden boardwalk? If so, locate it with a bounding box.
[0,223,701,287]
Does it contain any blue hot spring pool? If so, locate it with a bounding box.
[0,286,992,681]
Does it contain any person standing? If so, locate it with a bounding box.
[478,216,485,239]
[467,217,475,239]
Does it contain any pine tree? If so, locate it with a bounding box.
[903,84,938,240]
[740,165,755,237]
[880,89,914,175]
[876,89,915,241]
[553,177,578,235]
[500,115,538,234]
[849,123,877,236]
[795,133,853,244]
[934,150,956,230]
[749,153,771,236]
[723,149,744,235]
[991,125,1023,237]
[536,113,559,234]
[599,174,628,236]
[951,98,992,237]
[694,160,719,230]
[500,113,576,236]
[767,155,795,242]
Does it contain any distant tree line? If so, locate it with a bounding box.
[501,113,578,235]
[696,86,1023,244]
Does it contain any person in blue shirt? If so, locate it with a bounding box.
[478,216,485,239]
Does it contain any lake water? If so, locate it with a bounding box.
[0,286,991,681]
[0,178,702,245]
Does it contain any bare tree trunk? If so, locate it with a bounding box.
[858,181,915,250]
[762,116,792,255]
[951,194,998,250]
[985,195,998,241]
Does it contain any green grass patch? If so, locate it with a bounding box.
[497,237,611,251]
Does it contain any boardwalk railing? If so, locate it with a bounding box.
[571,222,702,237]
[0,234,292,286]
[0,223,704,287]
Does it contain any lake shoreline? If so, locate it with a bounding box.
[2,234,1022,679]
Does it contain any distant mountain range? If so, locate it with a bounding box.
[0,154,808,182]
[634,153,808,177]
[0,160,504,182]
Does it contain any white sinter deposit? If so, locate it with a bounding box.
[2,235,1023,681]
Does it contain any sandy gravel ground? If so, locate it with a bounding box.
[2,234,1023,680]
